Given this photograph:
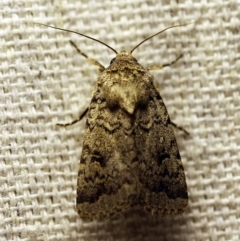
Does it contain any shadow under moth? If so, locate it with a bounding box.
[37,23,189,221]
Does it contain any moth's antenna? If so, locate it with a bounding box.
[130,22,192,54]
[34,22,118,54]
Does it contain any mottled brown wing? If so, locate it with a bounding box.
[76,86,141,221]
[76,82,187,221]
[134,86,188,216]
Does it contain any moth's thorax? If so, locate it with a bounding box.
[98,51,153,115]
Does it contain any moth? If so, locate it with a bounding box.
[37,23,189,221]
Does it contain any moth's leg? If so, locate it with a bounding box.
[57,41,104,127]
[170,120,189,136]
[148,53,187,135]
[57,107,89,127]
[70,40,105,73]
[147,54,183,70]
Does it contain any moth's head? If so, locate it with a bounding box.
[110,50,137,64]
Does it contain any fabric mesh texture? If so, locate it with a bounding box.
[1,1,239,240]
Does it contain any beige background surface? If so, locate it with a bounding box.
[1,0,240,240]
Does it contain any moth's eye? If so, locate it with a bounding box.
[110,58,116,65]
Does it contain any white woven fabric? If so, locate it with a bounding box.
[1,0,240,240]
